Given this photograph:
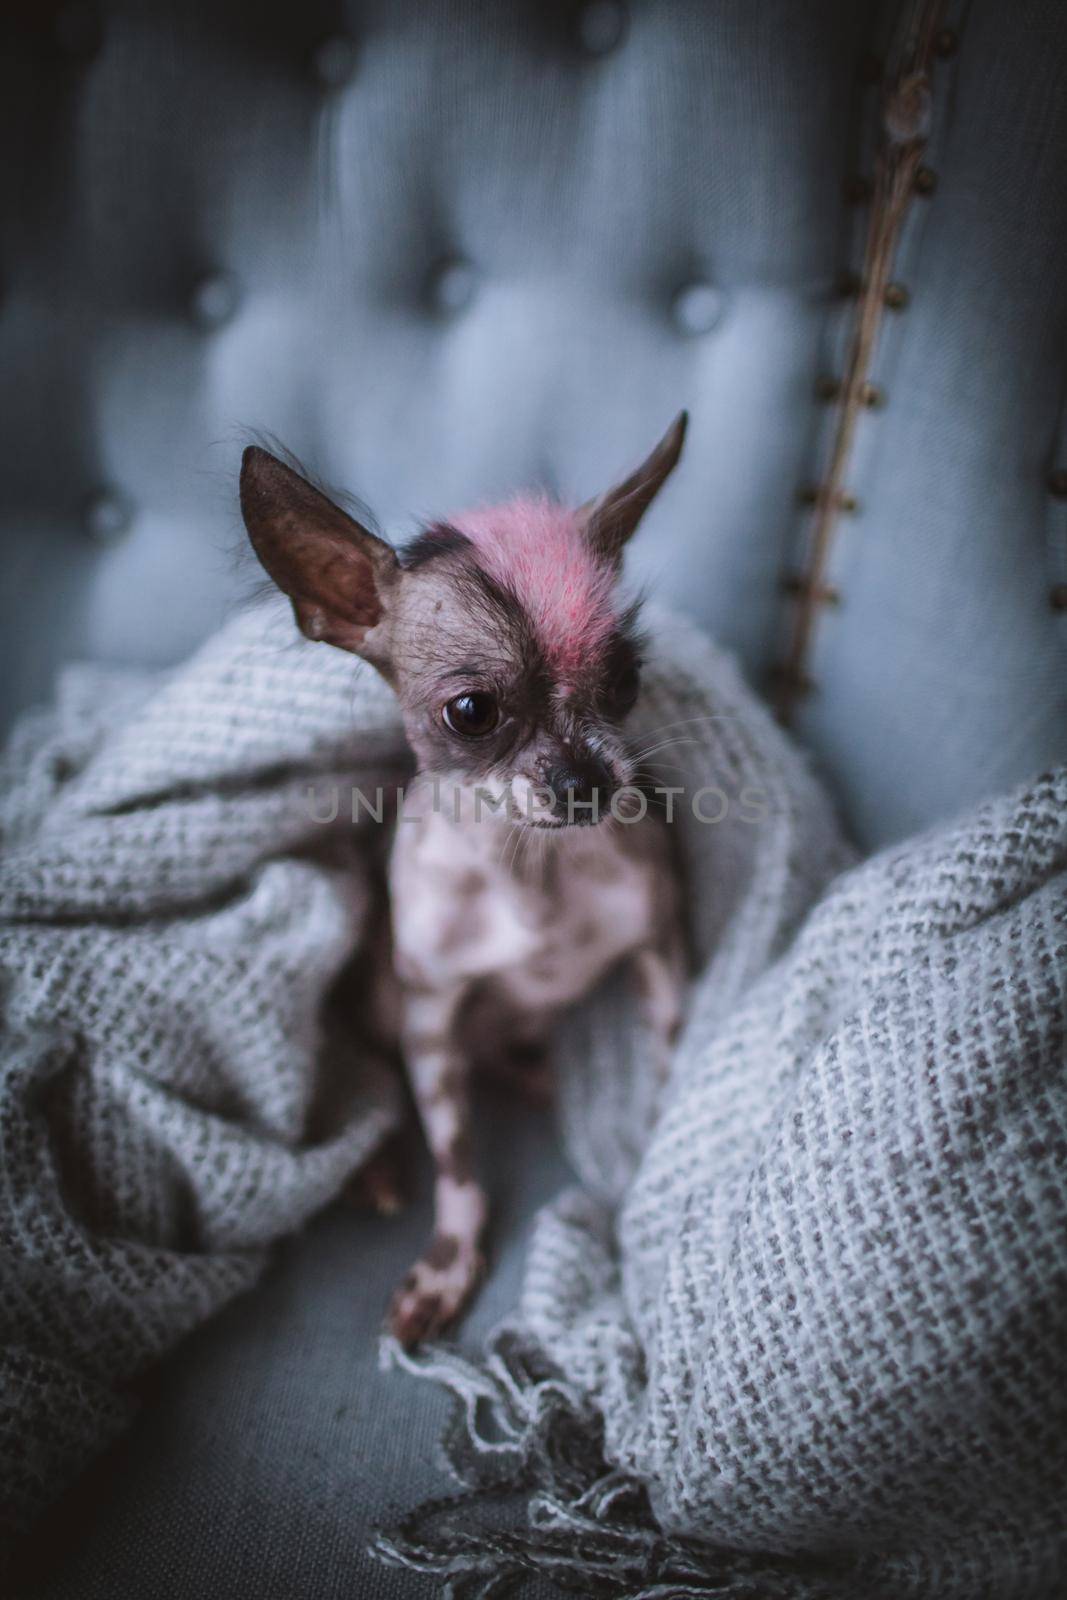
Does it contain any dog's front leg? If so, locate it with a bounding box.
[387,977,487,1347]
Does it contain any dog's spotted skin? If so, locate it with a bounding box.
[385,781,685,1343]
[238,412,690,1346]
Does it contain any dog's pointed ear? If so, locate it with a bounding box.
[577,411,688,565]
[239,447,399,659]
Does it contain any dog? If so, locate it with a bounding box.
[239,413,689,1346]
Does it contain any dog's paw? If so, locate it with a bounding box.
[386,1235,485,1348]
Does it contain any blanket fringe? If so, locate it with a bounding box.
[371,1328,855,1600]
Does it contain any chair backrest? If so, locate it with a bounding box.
[1,0,1063,848]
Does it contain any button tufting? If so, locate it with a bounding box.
[53,1,103,59]
[914,165,938,196]
[577,1,627,56]
[430,258,477,315]
[884,282,910,311]
[312,35,357,88]
[82,488,134,544]
[672,283,722,337]
[190,271,242,329]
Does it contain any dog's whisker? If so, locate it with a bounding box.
[626,712,729,744]
[626,736,703,762]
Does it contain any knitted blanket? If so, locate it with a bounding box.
[0,602,410,1547]
[3,602,1064,1600]
[381,769,1067,1599]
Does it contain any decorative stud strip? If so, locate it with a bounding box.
[782,575,842,607]
[1047,446,1067,616]
[775,0,952,723]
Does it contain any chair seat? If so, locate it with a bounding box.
[21,1089,569,1599]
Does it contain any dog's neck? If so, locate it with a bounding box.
[395,767,620,890]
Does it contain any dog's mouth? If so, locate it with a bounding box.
[506,776,633,829]
[521,809,606,830]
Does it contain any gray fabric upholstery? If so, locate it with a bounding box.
[2,0,1064,851]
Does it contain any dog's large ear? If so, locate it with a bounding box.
[577,411,688,566]
[239,447,399,658]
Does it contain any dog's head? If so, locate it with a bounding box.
[239,413,686,826]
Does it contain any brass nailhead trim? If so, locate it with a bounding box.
[815,378,884,408]
[1051,584,1067,611]
[884,282,910,310]
[797,487,860,513]
[1047,468,1067,499]
[778,0,944,726]
[769,663,817,696]
[782,575,842,606]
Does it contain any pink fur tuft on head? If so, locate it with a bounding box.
[453,495,618,678]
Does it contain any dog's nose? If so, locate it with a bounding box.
[546,757,613,822]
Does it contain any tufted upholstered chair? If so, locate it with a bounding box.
[3,0,1065,1593]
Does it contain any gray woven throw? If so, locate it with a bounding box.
[1,599,1064,1600]
[0,602,408,1547]
[379,769,1067,1599]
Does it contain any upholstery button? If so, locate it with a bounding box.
[190,271,242,329]
[430,258,477,315]
[914,165,938,196]
[884,282,910,311]
[82,488,134,544]
[859,381,884,408]
[312,35,357,88]
[577,1,627,56]
[814,376,841,403]
[53,1,102,59]
[1048,468,1067,498]
[672,283,722,337]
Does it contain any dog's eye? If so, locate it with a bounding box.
[442,691,499,737]
[604,661,640,716]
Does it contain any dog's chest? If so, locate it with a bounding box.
[390,813,665,1009]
